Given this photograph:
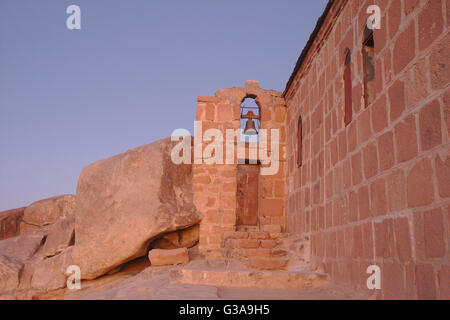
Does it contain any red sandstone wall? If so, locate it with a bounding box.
[285,0,449,299]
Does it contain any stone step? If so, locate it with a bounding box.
[221,231,293,271]
[229,248,289,259]
[222,245,290,270]
[222,232,289,252]
[235,224,283,233]
[222,231,289,241]
[248,258,289,270]
[224,238,282,250]
[235,225,259,232]
[170,266,330,290]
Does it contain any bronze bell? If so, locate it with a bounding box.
[242,111,260,136]
[243,118,258,135]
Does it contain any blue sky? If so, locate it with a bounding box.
[0,0,328,211]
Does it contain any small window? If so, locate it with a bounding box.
[362,27,375,107]
[297,116,303,167]
[344,49,352,126]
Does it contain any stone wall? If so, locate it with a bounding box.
[194,81,287,257]
[285,0,449,299]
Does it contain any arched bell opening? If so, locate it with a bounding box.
[240,96,261,143]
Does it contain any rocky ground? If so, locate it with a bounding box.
[31,257,369,300]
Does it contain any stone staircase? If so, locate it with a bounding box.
[221,231,291,270]
[169,230,330,290]
[170,265,330,290]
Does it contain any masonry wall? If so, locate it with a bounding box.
[194,81,288,257]
[285,0,449,299]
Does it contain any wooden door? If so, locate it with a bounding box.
[236,165,259,226]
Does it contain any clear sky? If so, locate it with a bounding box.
[0,0,328,211]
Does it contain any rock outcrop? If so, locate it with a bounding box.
[0,137,200,296]
[0,208,24,240]
[19,195,76,234]
[0,229,48,297]
[71,138,201,279]
[42,215,75,258]
[0,231,47,263]
[0,255,23,294]
[30,247,73,292]
[0,218,77,297]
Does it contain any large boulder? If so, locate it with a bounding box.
[72,138,201,279]
[20,195,76,233]
[0,208,24,240]
[150,224,199,250]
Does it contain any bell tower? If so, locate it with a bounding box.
[192,80,288,259]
